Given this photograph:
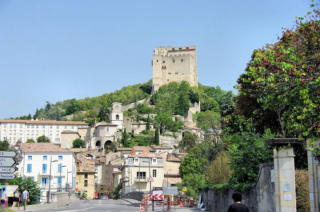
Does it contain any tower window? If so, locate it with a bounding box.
[116,114,119,120]
[181,59,184,62]
[162,60,165,63]
[162,66,166,70]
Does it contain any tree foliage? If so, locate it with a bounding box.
[37,135,50,143]
[179,131,198,152]
[236,11,320,138]
[154,113,183,134]
[6,177,41,204]
[26,139,35,143]
[227,131,273,187]
[72,138,86,148]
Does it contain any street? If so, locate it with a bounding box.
[22,199,201,212]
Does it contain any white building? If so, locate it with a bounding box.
[18,143,76,202]
[121,150,164,194]
[0,120,87,145]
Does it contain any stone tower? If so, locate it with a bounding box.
[152,46,198,92]
[109,102,123,129]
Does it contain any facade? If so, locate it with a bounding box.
[152,46,198,92]
[121,150,164,193]
[18,143,76,202]
[75,154,96,199]
[0,120,87,145]
[60,130,81,149]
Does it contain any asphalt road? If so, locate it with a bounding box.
[28,199,140,212]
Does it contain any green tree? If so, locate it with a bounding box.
[26,139,35,143]
[236,11,320,139]
[37,135,50,143]
[154,127,160,145]
[121,129,130,147]
[6,177,41,204]
[98,106,110,122]
[72,138,86,148]
[195,111,221,131]
[0,140,10,150]
[179,131,198,152]
[227,131,272,187]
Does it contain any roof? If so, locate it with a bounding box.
[116,147,132,151]
[21,143,72,153]
[76,156,96,173]
[129,149,162,158]
[95,122,118,127]
[70,148,88,153]
[150,145,172,150]
[133,146,151,151]
[0,119,86,125]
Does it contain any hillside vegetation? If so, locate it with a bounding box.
[16,80,233,128]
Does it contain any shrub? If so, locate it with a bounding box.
[296,169,310,212]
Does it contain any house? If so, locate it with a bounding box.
[120,149,164,194]
[18,143,76,202]
[75,154,96,199]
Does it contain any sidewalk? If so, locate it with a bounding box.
[11,195,80,212]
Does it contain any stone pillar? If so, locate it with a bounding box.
[273,147,297,212]
[308,140,320,212]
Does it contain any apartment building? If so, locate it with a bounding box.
[0,120,87,145]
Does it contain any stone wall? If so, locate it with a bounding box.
[201,163,275,212]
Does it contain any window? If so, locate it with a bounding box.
[42,164,47,173]
[137,172,146,180]
[58,156,63,160]
[116,114,119,120]
[162,65,166,70]
[84,180,88,187]
[181,59,184,62]
[58,164,62,173]
[43,156,47,160]
[106,127,109,132]
[153,169,157,178]
[41,177,48,186]
[57,177,62,187]
[172,59,175,63]
[162,60,165,63]
[84,173,88,179]
[28,156,32,160]
[27,164,32,173]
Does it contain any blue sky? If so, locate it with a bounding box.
[0,0,311,118]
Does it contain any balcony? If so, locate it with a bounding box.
[135,178,147,183]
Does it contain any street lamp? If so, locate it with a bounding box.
[48,157,58,203]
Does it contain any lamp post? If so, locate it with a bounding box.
[48,157,58,203]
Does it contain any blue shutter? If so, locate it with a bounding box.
[58,164,62,173]
[58,177,62,186]
[43,156,47,160]
[58,156,63,160]
[41,177,46,186]
[28,156,32,160]
[42,164,47,173]
[27,164,32,173]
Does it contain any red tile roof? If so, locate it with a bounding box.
[21,143,72,153]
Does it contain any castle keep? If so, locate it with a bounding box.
[152,46,198,91]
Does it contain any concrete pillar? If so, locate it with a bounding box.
[308,140,320,212]
[273,147,297,212]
